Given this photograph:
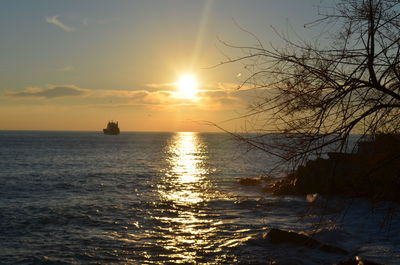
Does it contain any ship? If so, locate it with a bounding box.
[103,121,120,135]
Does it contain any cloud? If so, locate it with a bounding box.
[59,66,74,72]
[140,81,256,109]
[8,85,87,99]
[145,82,175,90]
[46,16,74,32]
[4,81,258,111]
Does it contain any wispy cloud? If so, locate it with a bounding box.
[4,82,256,111]
[8,85,87,99]
[59,66,74,72]
[46,15,74,32]
[145,82,175,89]
[146,81,255,92]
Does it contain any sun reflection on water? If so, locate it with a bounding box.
[161,132,210,205]
[103,132,247,263]
[156,132,218,263]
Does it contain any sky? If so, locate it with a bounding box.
[0,0,323,132]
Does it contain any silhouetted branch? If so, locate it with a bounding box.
[219,0,400,168]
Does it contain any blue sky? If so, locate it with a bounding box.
[0,0,324,131]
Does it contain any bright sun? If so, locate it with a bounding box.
[176,75,199,100]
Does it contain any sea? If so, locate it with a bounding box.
[0,131,399,265]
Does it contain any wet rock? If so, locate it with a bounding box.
[265,228,319,246]
[336,256,385,265]
[265,228,348,255]
[271,149,400,202]
[318,244,349,255]
[238,177,262,186]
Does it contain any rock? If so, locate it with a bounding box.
[238,177,262,186]
[271,149,400,202]
[265,228,348,255]
[265,228,320,246]
[336,256,385,265]
[318,244,349,255]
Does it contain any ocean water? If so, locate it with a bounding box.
[0,131,399,264]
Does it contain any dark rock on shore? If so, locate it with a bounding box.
[336,256,385,265]
[265,228,348,255]
[272,135,400,202]
[238,176,275,191]
[238,177,262,186]
[241,229,390,265]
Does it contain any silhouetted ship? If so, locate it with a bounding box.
[103,121,120,135]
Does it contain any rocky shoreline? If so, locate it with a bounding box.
[236,135,400,264]
[241,134,400,202]
[245,228,386,265]
[272,151,400,202]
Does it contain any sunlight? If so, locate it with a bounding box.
[161,132,210,204]
[156,132,214,263]
[176,75,199,100]
[164,132,208,204]
[158,132,212,207]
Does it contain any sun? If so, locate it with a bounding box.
[176,74,199,100]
